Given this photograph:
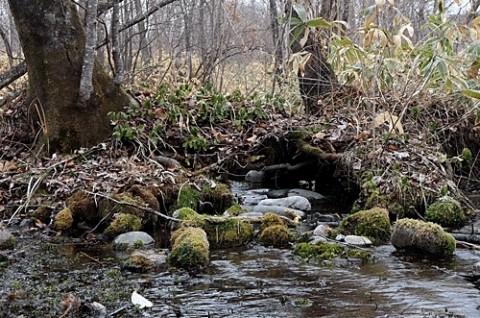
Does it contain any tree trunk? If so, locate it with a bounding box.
[7,0,133,152]
[286,0,338,115]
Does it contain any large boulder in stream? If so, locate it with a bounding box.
[391,218,456,257]
[336,207,392,244]
[168,227,210,269]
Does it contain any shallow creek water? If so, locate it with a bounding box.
[2,183,480,317]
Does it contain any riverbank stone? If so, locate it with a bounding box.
[391,218,456,257]
[0,228,15,250]
[258,196,311,212]
[425,197,467,228]
[252,205,305,219]
[113,231,155,250]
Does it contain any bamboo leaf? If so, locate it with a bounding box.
[305,17,331,28]
[462,89,480,99]
[292,3,308,23]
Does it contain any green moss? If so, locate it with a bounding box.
[225,204,246,216]
[53,207,74,231]
[259,225,291,247]
[260,213,287,231]
[122,254,153,272]
[0,233,15,250]
[346,249,374,263]
[200,182,233,214]
[391,218,456,257]
[294,242,343,261]
[175,207,201,220]
[203,218,254,248]
[66,190,98,222]
[425,198,466,228]
[170,185,200,212]
[32,204,52,223]
[104,213,142,237]
[168,227,210,269]
[337,207,392,244]
[297,141,325,157]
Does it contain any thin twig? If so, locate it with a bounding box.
[85,191,181,222]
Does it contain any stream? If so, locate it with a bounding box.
[1,183,480,317]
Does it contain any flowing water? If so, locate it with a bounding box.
[2,182,480,317]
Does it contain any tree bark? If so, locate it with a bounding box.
[286,0,338,115]
[8,0,134,152]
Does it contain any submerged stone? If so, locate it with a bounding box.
[391,218,456,257]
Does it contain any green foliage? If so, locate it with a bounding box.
[108,83,281,153]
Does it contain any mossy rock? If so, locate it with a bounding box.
[294,241,373,264]
[66,190,99,222]
[259,225,291,247]
[104,213,142,237]
[203,218,254,248]
[174,207,202,221]
[98,192,156,225]
[32,204,52,223]
[0,229,15,250]
[425,198,466,228]
[200,182,233,214]
[129,184,160,211]
[225,204,246,216]
[122,254,153,272]
[53,207,74,231]
[294,242,343,262]
[168,227,210,270]
[260,213,287,232]
[391,218,456,257]
[337,207,392,244]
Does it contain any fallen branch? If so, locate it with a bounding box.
[84,191,181,222]
[0,62,27,90]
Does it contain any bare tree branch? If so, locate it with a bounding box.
[0,62,27,89]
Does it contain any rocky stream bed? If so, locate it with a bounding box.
[1,182,480,318]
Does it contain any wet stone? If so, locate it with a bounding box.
[251,205,305,219]
[344,235,372,246]
[267,189,289,198]
[113,231,154,250]
[258,196,311,212]
[245,170,264,183]
[0,228,15,250]
[288,188,326,201]
[313,224,331,238]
